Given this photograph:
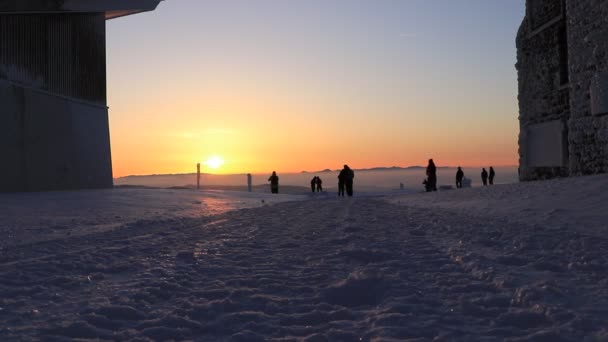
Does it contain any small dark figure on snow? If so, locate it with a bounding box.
[316,177,323,192]
[337,170,346,197]
[423,178,433,192]
[310,176,317,193]
[268,171,279,194]
[481,168,488,186]
[456,167,464,189]
[426,159,437,192]
[489,167,495,185]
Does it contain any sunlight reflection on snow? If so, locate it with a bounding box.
[198,197,239,216]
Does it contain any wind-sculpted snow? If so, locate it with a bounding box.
[1,181,607,340]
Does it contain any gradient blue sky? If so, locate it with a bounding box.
[106,0,526,176]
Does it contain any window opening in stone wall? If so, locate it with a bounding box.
[558,25,569,85]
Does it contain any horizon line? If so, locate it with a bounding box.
[115,164,519,179]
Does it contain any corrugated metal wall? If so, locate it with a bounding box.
[0,13,106,104]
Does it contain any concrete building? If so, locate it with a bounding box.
[0,0,162,192]
[517,0,608,180]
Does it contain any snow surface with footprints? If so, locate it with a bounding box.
[1,176,608,341]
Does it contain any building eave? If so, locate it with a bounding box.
[0,0,162,19]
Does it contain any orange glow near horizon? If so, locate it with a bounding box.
[106,1,522,178]
[109,91,518,178]
[111,150,518,178]
[109,98,518,177]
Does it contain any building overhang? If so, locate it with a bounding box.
[0,0,162,19]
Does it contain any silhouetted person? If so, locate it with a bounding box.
[316,176,323,192]
[426,159,437,192]
[310,176,317,193]
[337,170,346,197]
[423,178,433,192]
[481,168,488,186]
[456,167,464,189]
[489,167,495,185]
[268,171,279,194]
[341,165,355,197]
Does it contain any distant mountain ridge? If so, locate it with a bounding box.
[116,165,514,180]
[301,166,429,173]
[116,166,429,179]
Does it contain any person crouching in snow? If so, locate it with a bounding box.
[423,178,433,192]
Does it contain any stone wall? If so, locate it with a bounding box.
[527,0,563,32]
[518,0,608,180]
[517,22,570,125]
[565,0,608,175]
[516,0,570,180]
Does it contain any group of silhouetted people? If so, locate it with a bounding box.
[481,167,495,186]
[424,160,498,192]
[456,166,496,189]
[269,161,497,195]
[310,176,323,193]
[268,165,355,196]
[455,166,496,189]
[456,166,495,188]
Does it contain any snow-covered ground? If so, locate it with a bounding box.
[0,189,306,248]
[1,175,607,341]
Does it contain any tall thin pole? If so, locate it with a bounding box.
[197,163,201,190]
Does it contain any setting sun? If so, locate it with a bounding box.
[108,0,521,178]
[204,156,225,170]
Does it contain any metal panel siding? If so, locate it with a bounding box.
[0,13,106,104]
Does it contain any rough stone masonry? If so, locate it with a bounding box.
[517,0,608,180]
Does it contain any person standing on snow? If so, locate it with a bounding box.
[456,167,464,189]
[337,169,346,197]
[268,171,279,194]
[481,168,488,186]
[489,167,496,185]
[426,159,437,192]
[316,176,323,192]
[342,165,355,197]
[310,176,317,193]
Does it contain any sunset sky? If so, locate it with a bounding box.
[106,0,526,177]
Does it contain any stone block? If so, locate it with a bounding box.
[590,72,608,116]
[525,120,568,167]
